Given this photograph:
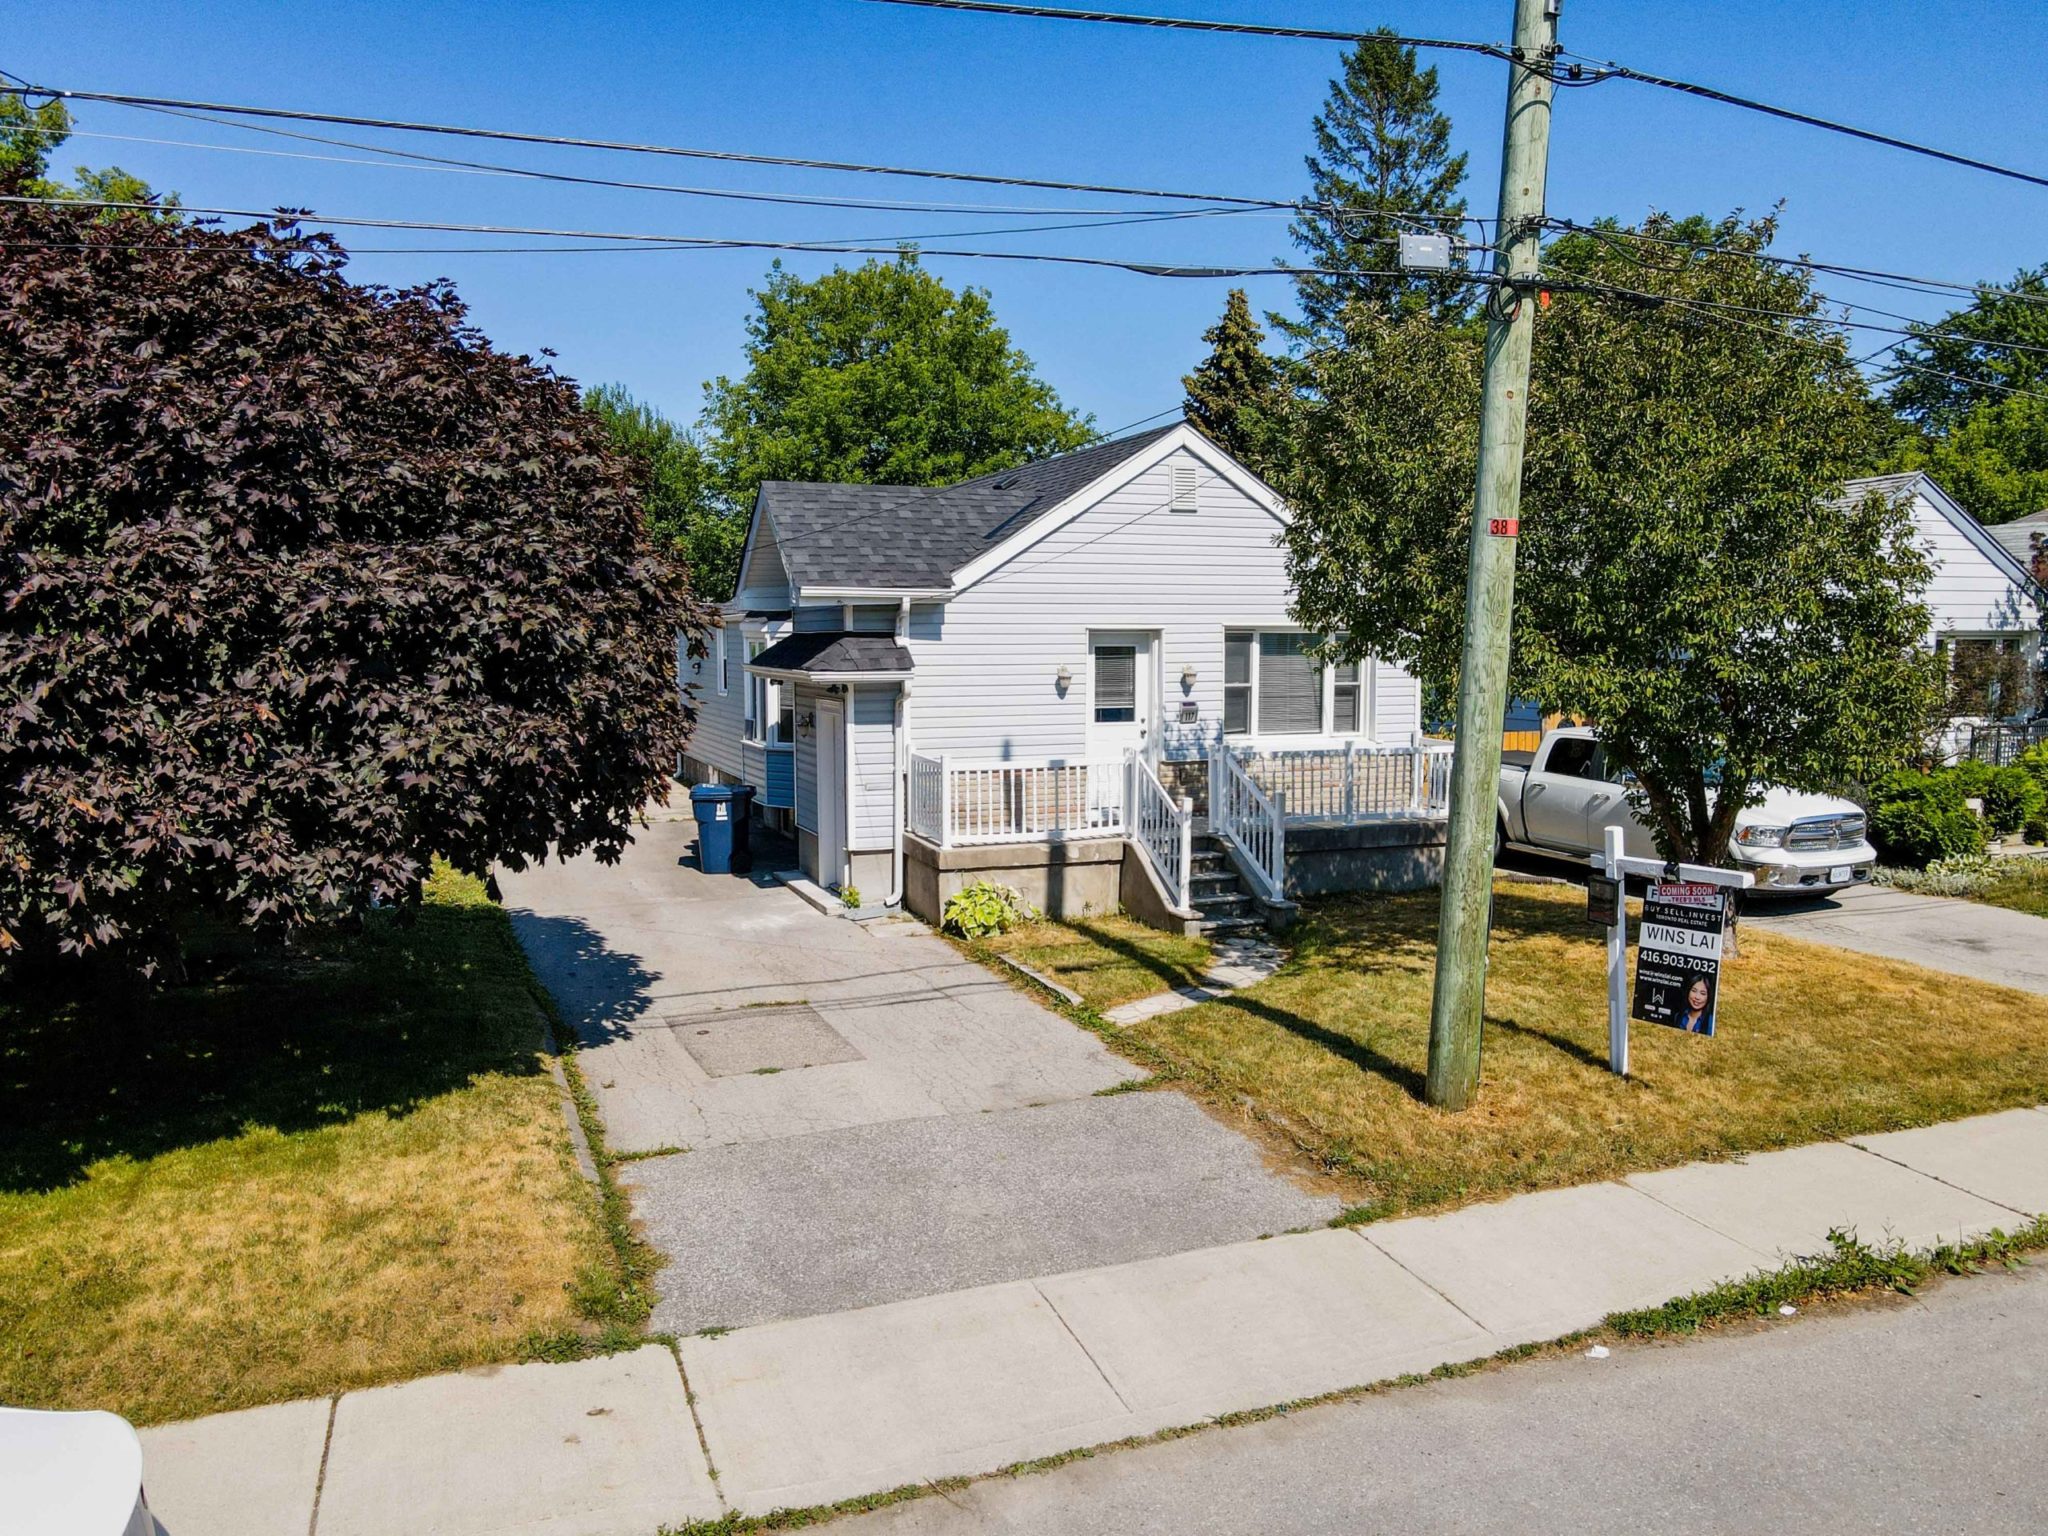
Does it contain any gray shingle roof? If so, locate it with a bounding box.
[1987,507,2048,568]
[749,631,913,676]
[757,424,1180,592]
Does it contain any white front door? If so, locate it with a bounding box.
[814,697,847,889]
[1087,631,1156,764]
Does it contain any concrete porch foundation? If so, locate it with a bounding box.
[903,834,1124,926]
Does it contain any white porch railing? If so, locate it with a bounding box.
[1209,747,1286,902]
[905,752,1127,847]
[1225,733,1454,822]
[1125,749,1193,912]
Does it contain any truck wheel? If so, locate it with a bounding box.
[1494,818,1505,864]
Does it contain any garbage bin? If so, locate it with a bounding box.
[688,783,756,875]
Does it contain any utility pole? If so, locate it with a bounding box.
[1424,0,1559,1111]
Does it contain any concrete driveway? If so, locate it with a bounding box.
[501,815,1339,1334]
[1742,883,2048,995]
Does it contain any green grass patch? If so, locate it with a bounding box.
[0,866,621,1425]
[1086,881,2048,1216]
[1610,1219,2048,1337]
[975,916,1212,1011]
[1974,859,2048,919]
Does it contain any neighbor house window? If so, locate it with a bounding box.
[1941,634,2031,718]
[1223,630,1369,738]
[778,687,795,745]
[1093,645,1137,723]
[715,627,730,695]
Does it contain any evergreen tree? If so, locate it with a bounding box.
[1182,289,1281,468]
[1282,29,1468,337]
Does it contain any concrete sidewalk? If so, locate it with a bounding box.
[140,1106,2048,1534]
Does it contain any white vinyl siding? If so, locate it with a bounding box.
[904,448,1423,761]
[850,687,899,848]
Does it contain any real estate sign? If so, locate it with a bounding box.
[1631,881,1726,1037]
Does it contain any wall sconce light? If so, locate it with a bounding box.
[1180,664,1198,689]
[1055,664,1073,689]
[796,710,816,737]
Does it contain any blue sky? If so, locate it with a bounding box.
[15,0,2048,437]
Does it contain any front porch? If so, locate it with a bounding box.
[902,738,1453,934]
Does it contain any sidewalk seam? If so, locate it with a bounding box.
[668,1340,730,1516]
[305,1394,338,1536]
[1623,1176,1779,1260]
[1033,1280,1136,1414]
[1346,1227,1499,1339]
[1844,1137,2038,1220]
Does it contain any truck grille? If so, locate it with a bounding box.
[1785,814,1867,851]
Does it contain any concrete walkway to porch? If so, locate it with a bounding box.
[137,1105,2048,1534]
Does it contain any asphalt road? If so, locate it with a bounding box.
[840,1259,2048,1535]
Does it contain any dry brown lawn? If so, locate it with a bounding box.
[1119,880,2048,1217]
[0,868,615,1426]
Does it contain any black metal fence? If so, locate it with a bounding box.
[1964,721,2048,765]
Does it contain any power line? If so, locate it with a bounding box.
[1570,283,2048,406]
[0,80,1339,212]
[864,2,2048,192]
[72,114,1287,222]
[1557,51,2048,194]
[1543,219,2048,312]
[861,0,1508,58]
[0,193,1496,283]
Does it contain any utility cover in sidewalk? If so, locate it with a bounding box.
[673,1005,864,1078]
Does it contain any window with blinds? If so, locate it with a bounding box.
[1258,632,1322,734]
[1223,632,1253,735]
[1093,645,1137,722]
[1223,630,1367,738]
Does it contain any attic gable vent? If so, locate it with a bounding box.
[1169,462,1199,513]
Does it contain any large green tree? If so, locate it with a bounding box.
[1,93,171,211]
[1277,214,1939,864]
[1885,264,2048,525]
[584,384,744,599]
[1181,288,1282,468]
[701,253,1094,500]
[1282,28,1468,337]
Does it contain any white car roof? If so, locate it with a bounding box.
[0,1407,144,1535]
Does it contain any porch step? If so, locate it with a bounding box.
[1193,891,1257,920]
[1192,915,1268,939]
[1188,872,1242,902]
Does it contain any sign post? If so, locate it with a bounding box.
[1597,837,1753,1077]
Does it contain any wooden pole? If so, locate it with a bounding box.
[1426,0,1558,1110]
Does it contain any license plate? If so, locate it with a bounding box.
[1829,865,1850,884]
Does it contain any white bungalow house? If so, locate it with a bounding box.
[1843,472,2044,759]
[680,423,1450,933]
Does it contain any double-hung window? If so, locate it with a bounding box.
[1223,630,1369,739]
[715,627,731,695]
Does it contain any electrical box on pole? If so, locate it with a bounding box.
[1423,0,1560,1111]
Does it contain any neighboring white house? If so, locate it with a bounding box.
[680,423,1449,931]
[1843,472,2044,755]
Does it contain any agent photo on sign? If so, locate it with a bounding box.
[1675,976,1717,1036]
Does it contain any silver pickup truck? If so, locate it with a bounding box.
[1497,728,1876,896]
